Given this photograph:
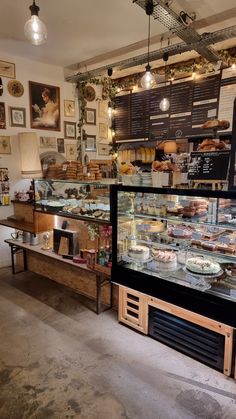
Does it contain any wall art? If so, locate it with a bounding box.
[0,60,15,78]
[9,107,26,127]
[99,123,108,139]
[57,138,65,153]
[85,135,97,151]
[64,121,76,139]
[66,144,77,160]
[85,108,96,125]
[64,100,75,117]
[40,137,57,149]
[0,136,11,154]
[0,102,6,129]
[29,81,60,130]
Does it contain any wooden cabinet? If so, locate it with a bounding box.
[0,201,54,233]
[118,286,148,334]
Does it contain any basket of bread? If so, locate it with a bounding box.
[119,162,140,185]
[151,160,174,187]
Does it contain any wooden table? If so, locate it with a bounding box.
[5,239,112,315]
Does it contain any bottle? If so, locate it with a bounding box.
[98,247,105,266]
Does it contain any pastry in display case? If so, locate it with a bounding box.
[34,179,111,223]
[112,185,236,301]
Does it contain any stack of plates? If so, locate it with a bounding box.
[140,172,152,186]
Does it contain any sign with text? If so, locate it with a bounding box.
[188,150,230,180]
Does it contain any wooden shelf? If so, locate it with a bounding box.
[0,219,35,233]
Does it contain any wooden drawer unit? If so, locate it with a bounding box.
[118,286,148,334]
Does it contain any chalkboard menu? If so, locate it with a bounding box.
[114,69,235,142]
[188,150,230,180]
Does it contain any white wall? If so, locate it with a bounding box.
[0,51,78,267]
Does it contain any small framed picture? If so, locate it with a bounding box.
[85,135,97,151]
[0,60,15,78]
[99,123,108,139]
[98,100,108,118]
[85,108,96,125]
[64,121,76,139]
[98,142,111,156]
[64,100,75,117]
[40,137,57,149]
[0,102,6,129]
[57,138,65,153]
[9,107,26,127]
[0,136,11,154]
[66,144,77,160]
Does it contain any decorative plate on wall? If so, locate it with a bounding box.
[83,85,96,102]
[7,80,24,97]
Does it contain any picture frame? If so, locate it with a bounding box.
[85,108,96,125]
[0,136,11,154]
[0,60,15,78]
[64,100,75,117]
[66,144,77,160]
[98,142,111,156]
[0,102,6,129]
[64,121,76,139]
[57,138,65,153]
[9,107,26,127]
[99,123,108,139]
[98,100,108,118]
[29,81,60,131]
[40,137,57,149]
[85,135,97,151]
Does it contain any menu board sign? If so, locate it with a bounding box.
[114,70,235,142]
[188,150,230,180]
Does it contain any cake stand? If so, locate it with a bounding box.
[122,254,152,271]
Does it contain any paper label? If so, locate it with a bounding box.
[219,236,230,245]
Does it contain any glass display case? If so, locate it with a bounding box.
[111,185,236,327]
[34,179,111,223]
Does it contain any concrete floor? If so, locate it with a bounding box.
[0,267,235,419]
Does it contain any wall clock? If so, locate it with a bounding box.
[83,85,96,102]
[7,80,24,97]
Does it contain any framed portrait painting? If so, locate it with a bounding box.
[9,107,26,127]
[0,102,6,129]
[64,121,76,139]
[64,100,75,117]
[85,108,96,125]
[29,81,60,131]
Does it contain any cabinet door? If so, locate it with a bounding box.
[119,286,148,334]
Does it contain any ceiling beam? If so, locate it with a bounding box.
[66,25,236,83]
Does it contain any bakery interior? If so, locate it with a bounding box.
[1,1,236,417]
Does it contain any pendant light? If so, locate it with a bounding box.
[24,1,47,46]
[141,0,155,89]
[159,51,170,112]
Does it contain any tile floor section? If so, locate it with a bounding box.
[0,267,235,419]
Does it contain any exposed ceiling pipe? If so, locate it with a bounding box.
[66,25,236,83]
[134,0,222,62]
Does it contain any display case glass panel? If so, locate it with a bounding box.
[115,188,236,302]
[34,179,111,223]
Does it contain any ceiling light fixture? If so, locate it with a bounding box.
[24,1,47,46]
[159,51,170,112]
[141,0,155,89]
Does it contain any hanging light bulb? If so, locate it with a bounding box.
[24,1,47,46]
[140,1,155,89]
[231,63,236,71]
[159,51,170,112]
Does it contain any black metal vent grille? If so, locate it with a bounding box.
[149,307,225,371]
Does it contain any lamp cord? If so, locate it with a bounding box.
[147,14,151,65]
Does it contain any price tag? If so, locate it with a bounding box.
[219,236,230,245]
[62,164,68,171]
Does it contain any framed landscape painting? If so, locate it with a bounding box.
[9,107,26,127]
